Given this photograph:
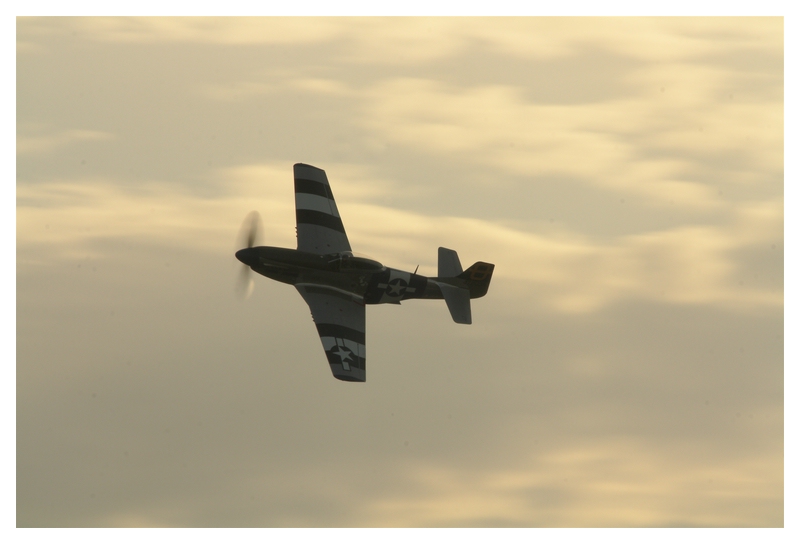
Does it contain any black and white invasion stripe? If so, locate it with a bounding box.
[294,163,351,254]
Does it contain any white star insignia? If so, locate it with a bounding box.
[330,345,354,370]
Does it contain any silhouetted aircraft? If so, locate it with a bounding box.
[235,163,494,382]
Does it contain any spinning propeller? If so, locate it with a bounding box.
[235,211,263,299]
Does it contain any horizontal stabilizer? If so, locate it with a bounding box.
[437,282,472,324]
[438,247,463,278]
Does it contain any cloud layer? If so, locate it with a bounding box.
[17,17,783,527]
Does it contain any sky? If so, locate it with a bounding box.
[16,16,784,528]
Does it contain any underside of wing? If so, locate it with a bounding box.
[296,284,366,382]
[294,163,351,255]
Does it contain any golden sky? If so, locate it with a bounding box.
[16,17,783,528]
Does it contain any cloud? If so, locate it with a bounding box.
[18,17,346,47]
[16,18,783,528]
[357,438,782,527]
[17,127,115,155]
[201,77,353,102]
[191,59,780,215]
[17,163,782,315]
[357,69,780,208]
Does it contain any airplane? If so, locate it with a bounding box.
[235,163,494,382]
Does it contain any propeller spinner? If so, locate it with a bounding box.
[235,211,263,299]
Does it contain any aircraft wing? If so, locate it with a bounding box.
[294,163,352,255]
[295,284,366,382]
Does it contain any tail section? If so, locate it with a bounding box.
[438,247,463,277]
[458,261,495,299]
[438,282,472,324]
[435,247,495,324]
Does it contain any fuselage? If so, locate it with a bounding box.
[235,246,444,304]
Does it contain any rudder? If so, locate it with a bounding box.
[458,262,495,299]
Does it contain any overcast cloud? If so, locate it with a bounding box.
[16,17,783,527]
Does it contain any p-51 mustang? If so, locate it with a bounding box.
[235,163,494,382]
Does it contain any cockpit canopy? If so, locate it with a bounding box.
[330,251,385,272]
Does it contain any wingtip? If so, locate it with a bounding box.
[334,375,366,383]
[294,162,322,170]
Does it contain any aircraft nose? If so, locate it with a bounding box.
[235,247,255,266]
